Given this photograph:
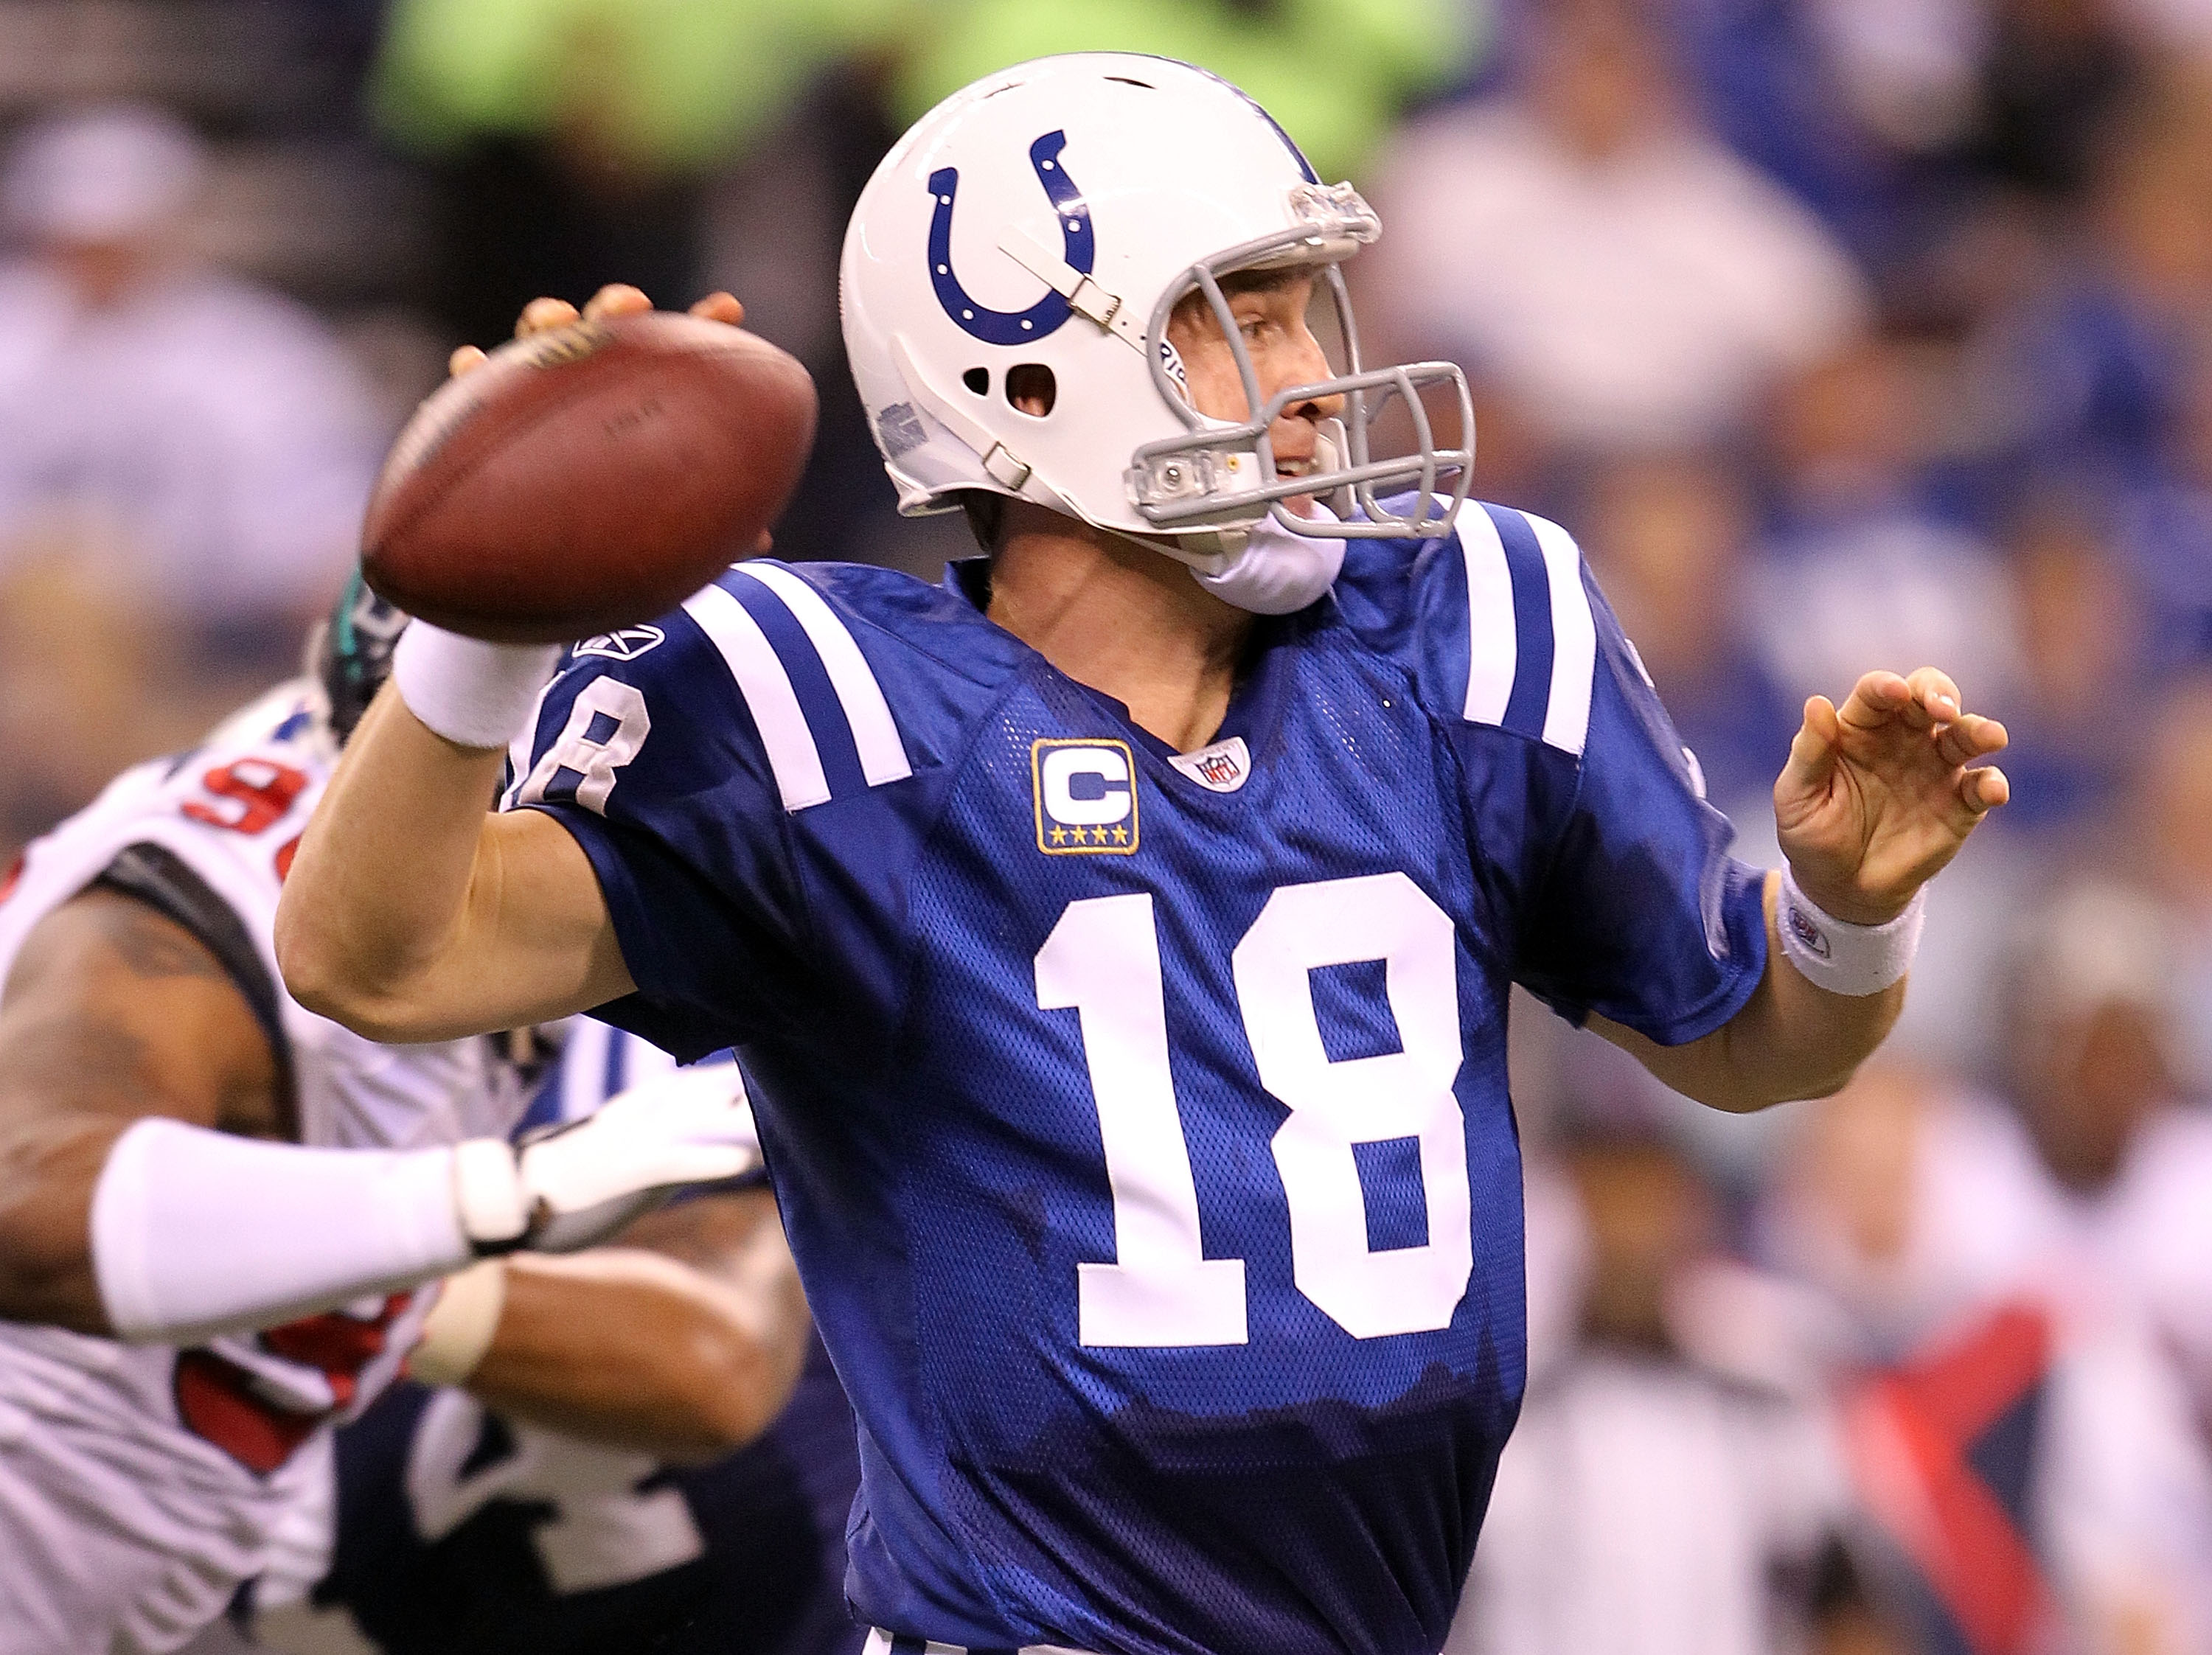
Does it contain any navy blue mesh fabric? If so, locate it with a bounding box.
[866,645,1530,1655]
[1352,1138,1430,1251]
[529,533,1767,1655]
[321,1335,863,1655]
[1311,958,1400,1063]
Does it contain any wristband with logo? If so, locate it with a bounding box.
[1775,865,1925,997]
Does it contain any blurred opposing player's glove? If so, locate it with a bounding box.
[451,1064,758,1255]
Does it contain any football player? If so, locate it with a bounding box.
[279,55,2010,1655]
[310,1023,862,1655]
[0,585,807,1655]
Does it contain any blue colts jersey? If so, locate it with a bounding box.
[514,502,1768,1655]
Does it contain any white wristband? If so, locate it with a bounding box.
[1775,865,1925,997]
[411,1258,508,1386]
[391,621,562,750]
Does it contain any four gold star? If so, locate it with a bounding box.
[1039,818,1141,851]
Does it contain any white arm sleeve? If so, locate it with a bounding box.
[90,1116,474,1344]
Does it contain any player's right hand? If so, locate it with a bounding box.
[442,286,770,559]
[451,1063,759,1256]
[446,285,746,380]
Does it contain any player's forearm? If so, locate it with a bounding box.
[0,1124,472,1343]
[4,1110,478,1342]
[0,1114,128,1331]
[278,686,627,1041]
[1690,905,1904,1111]
[88,1118,481,1342]
[1596,873,1903,1112]
[277,685,511,1034]
[13,1056,757,1346]
[0,891,282,1333]
[464,1245,810,1463]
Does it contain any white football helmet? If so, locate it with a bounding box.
[839,53,1472,552]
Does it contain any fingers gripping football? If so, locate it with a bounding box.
[446,287,745,380]
[451,1064,759,1255]
[1774,666,2009,925]
[367,282,806,644]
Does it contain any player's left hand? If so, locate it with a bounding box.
[1773,667,2008,925]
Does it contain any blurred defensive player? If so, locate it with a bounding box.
[281,55,2010,1655]
[314,1024,863,1655]
[0,582,801,1654]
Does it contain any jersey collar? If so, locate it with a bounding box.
[941,556,1327,785]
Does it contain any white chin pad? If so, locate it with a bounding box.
[1185,504,1346,616]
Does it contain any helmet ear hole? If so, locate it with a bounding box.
[962,367,989,395]
[1006,363,1057,417]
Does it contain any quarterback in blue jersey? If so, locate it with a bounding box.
[318,1028,862,1655]
[281,54,2009,1655]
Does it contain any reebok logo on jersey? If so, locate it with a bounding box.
[1032,739,1138,854]
[573,625,666,663]
[1169,735,1250,793]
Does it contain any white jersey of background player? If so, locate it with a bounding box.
[0,678,502,1652]
[0,582,795,1654]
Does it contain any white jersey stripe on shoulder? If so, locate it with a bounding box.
[731,564,911,787]
[502,675,562,809]
[1455,504,1518,726]
[1524,512,1596,756]
[681,584,831,812]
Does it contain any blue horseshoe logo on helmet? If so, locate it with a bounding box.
[928,130,1094,346]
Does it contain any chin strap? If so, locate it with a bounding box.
[1113,525,1243,577]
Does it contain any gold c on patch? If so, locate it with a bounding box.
[1032,739,1139,854]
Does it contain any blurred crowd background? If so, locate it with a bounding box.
[4,1,2212,1653]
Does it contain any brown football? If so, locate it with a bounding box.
[361,313,818,643]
